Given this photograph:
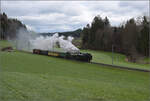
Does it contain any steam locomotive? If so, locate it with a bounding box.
[33,49,92,62]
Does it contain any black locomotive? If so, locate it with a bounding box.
[33,49,92,62]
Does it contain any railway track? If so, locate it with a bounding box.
[17,50,150,73]
[91,62,150,72]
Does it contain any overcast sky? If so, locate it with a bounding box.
[1,1,149,33]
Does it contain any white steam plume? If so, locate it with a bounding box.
[30,33,80,53]
[13,28,79,53]
[10,28,37,51]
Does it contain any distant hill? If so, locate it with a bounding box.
[0,12,82,40]
[0,12,27,40]
[40,29,82,38]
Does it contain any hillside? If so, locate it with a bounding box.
[82,50,150,70]
[0,13,27,40]
[40,29,82,38]
[0,40,149,71]
[0,50,150,101]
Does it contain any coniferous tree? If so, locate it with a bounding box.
[137,16,149,56]
[0,12,27,40]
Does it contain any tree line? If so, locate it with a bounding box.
[82,15,149,60]
[0,12,149,60]
[0,12,27,40]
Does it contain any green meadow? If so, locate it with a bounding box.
[0,40,150,101]
[82,50,150,70]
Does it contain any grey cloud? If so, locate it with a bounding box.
[119,1,149,12]
[1,1,149,32]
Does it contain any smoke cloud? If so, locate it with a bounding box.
[30,33,80,53]
[13,28,79,53]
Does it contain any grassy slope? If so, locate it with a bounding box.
[0,51,150,101]
[1,40,150,70]
[82,50,150,70]
[0,40,12,49]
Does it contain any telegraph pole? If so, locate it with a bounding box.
[16,40,18,50]
[28,41,30,51]
[112,44,114,65]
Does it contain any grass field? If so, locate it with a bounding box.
[0,40,149,70]
[82,50,150,70]
[0,50,150,101]
[0,40,150,101]
[0,40,12,49]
